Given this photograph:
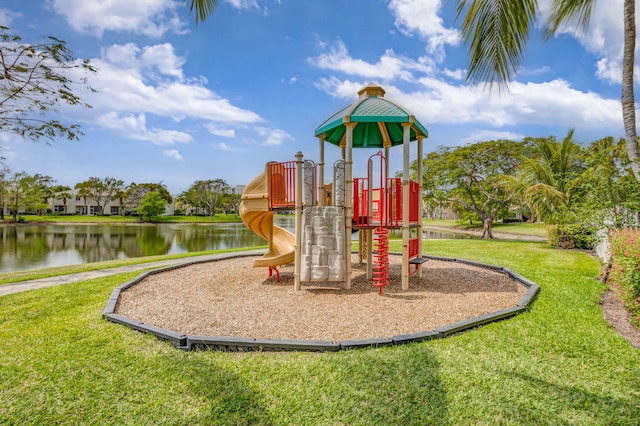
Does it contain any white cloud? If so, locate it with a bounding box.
[537,0,638,85]
[103,43,185,80]
[256,127,293,146]
[0,8,21,27]
[308,40,434,81]
[315,77,622,133]
[0,138,16,162]
[519,66,551,77]
[388,0,460,59]
[225,0,261,11]
[78,43,263,125]
[96,112,193,145]
[163,149,184,161]
[214,142,247,152]
[442,68,466,80]
[458,130,526,145]
[206,124,236,138]
[314,77,365,101]
[50,0,186,37]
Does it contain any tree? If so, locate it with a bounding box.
[75,177,124,215]
[508,130,588,224]
[0,27,96,143]
[580,136,640,228]
[0,162,9,220]
[183,179,230,216]
[137,191,167,222]
[188,0,219,23]
[123,182,172,215]
[221,192,241,216]
[5,172,52,221]
[418,139,528,239]
[74,181,91,215]
[51,184,72,213]
[456,0,640,184]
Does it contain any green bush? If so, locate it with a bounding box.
[608,229,640,328]
[545,224,559,246]
[546,223,596,250]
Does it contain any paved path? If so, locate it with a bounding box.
[0,249,266,297]
[424,225,547,242]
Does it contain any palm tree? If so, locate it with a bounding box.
[74,181,91,215]
[514,130,588,223]
[188,0,218,23]
[51,184,72,213]
[456,0,640,183]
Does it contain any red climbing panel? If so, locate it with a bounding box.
[268,161,296,209]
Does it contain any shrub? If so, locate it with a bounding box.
[545,224,559,247]
[546,223,597,250]
[608,229,640,328]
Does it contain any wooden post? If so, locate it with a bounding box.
[366,157,373,280]
[294,151,303,291]
[402,123,411,290]
[344,121,355,289]
[417,136,424,278]
[318,135,325,206]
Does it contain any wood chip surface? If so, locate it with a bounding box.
[116,254,526,342]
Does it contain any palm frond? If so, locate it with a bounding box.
[545,0,596,39]
[188,0,218,24]
[457,0,537,92]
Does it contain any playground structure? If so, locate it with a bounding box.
[240,83,428,292]
[104,83,541,352]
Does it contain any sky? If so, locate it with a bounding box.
[0,0,631,194]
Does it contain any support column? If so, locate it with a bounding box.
[344,121,355,289]
[384,146,390,188]
[366,158,373,280]
[294,151,303,291]
[417,136,424,278]
[318,136,325,206]
[401,123,411,290]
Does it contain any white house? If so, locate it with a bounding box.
[48,189,175,216]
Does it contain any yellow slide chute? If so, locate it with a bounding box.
[239,168,295,268]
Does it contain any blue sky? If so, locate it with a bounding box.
[0,0,629,194]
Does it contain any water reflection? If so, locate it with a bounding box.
[0,223,270,273]
[0,217,467,273]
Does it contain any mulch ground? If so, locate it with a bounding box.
[115,254,526,342]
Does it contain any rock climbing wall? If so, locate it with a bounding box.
[299,206,346,282]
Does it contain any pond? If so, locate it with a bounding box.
[0,218,468,273]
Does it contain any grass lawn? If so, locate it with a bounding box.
[4,214,243,224]
[425,219,547,237]
[1,240,639,424]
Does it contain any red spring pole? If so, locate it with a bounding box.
[372,227,389,295]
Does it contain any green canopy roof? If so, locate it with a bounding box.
[314,84,428,148]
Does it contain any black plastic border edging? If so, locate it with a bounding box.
[103,253,540,352]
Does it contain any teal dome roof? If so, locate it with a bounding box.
[314,83,428,148]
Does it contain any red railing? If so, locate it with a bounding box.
[385,178,401,226]
[409,237,419,259]
[409,180,420,223]
[268,161,296,209]
[353,178,369,226]
[353,177,421,227]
